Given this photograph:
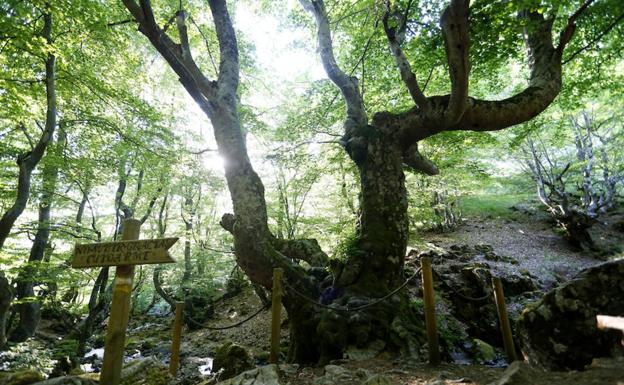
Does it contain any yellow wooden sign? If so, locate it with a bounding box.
[72,237,178,268]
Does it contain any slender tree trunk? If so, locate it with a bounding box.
[0,272,11,350]
[11,128,66,342]
[182,194,194,284]
[152,193,176,310]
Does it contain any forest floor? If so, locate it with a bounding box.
[172,198,624,385]
[2,197,623,384]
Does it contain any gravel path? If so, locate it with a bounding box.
[421,210,623,289]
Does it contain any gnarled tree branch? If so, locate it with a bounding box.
[382,0,430,114]
[300,0,367,133]
[440,0,470,126]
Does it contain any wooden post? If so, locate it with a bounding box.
[596,315,624,332]
[269,268,283,364]
[169,301,185,375]
[100,219,141,385]
[492,276,517,363]
[421,257,440,365]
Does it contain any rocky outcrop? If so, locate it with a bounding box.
[517,259,624,370]
[406,245,539,357]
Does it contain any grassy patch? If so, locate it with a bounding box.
[459,193,533,219]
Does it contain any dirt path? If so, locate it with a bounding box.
[419,212,614,289]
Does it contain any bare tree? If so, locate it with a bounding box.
[522,112,622,250]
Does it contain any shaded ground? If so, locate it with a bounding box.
[174,200,624,384]
[2,198,623,384]
[420,199,624,289]
[280,357,624,385]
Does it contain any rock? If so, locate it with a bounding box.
[0,370,45,385]
[30,377,98,385]
[213,342,254,380]
[314,365,353,385]
[518,259,624,370]
[472,338,496,363]
[488,361,537,385]
[278,364,298,376]
[120,357,169,385]
[510,203,538,216]
[360,374,396,385]
[216,364,282,385]
[344,340,385,360]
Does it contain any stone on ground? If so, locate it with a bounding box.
[215,364,282,385]
[313,365,396,385]
[488,361,539,385]
[213,341,254,379]
[472,338,496,363]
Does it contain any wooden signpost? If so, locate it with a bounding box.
[71,219,178,385]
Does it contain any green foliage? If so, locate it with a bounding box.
[52,339,79,360]
[460,194,532,219]
[333,231,362,261]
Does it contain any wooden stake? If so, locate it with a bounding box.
[169,301,185,375]
[492,276,517,363]
[269,268,283,364]
[100,219,141,385]
[421,257,440,365]
[597,315,624,332]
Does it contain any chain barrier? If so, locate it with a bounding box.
[185,301,270,330]
[183,264,490,331]
[445,286,492,302]
[282,267,422,313]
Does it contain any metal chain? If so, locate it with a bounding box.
[444,285,492,302]
[282,267,422,313]
[185,302,270,330]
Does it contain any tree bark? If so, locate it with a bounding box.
[0,271,11,350]
[11,128,66,342]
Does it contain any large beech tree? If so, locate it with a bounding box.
[122,0,613,363]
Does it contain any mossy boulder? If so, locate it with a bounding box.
[517,259,624,370]
[472,338,496,363]
[0,370,45,385]
[213,341,254,380]
[119,357,169,385]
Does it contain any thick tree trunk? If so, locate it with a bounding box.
[11,128,65,342]
[349,131,408,290]
[558,211,596,251]
[284,128,425,364]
